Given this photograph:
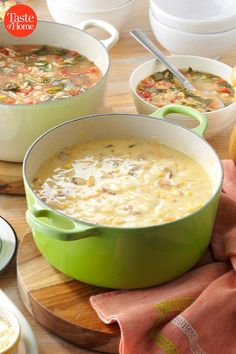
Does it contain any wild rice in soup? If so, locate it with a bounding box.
[33,138,212,228]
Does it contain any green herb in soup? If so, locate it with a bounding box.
[0,45,102,104]
[136,68,236,112]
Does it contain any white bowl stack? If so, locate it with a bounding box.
[47,0,136,32]
[149,0,236,59]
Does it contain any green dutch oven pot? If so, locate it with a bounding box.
[23,105,223,289]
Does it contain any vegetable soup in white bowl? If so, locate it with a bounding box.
[130,55,236,139]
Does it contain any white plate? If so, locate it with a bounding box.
[0,217,17,272]
[150,0,236,33]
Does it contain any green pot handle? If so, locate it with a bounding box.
[26,206,99,241]
[150,104,208,137]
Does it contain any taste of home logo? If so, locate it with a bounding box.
[4,4,37,37]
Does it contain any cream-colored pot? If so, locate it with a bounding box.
[0,20,119,162]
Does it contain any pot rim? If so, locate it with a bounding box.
[23,113,223,232]
[130,56,236,118]
[0,20,110,109]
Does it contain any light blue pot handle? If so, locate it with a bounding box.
[26,206,99,241]
[150,104,208,137]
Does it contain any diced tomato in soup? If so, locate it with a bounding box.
[0,45,102,105]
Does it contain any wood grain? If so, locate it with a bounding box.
[17,233,120,353]
[0,161,24,195]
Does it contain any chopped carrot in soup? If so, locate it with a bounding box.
[0,45,102,104]
[137,68,235,112]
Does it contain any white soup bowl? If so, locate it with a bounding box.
[130,55,236,139]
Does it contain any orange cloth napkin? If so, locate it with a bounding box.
[90,160,236,354]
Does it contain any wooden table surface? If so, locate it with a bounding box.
[0,0,236,353]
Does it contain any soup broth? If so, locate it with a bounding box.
[33,138,212,228]
[137,68,235,112]
[0,45,102,104]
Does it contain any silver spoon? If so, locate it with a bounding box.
[130,28,195,91]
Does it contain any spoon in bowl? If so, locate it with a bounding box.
[130,28,196,92]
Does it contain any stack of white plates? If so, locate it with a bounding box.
[47,0,136,32]
[149,0,236,58]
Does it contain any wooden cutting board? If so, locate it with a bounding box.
[0,160,24,195]
[17,233,120,353]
